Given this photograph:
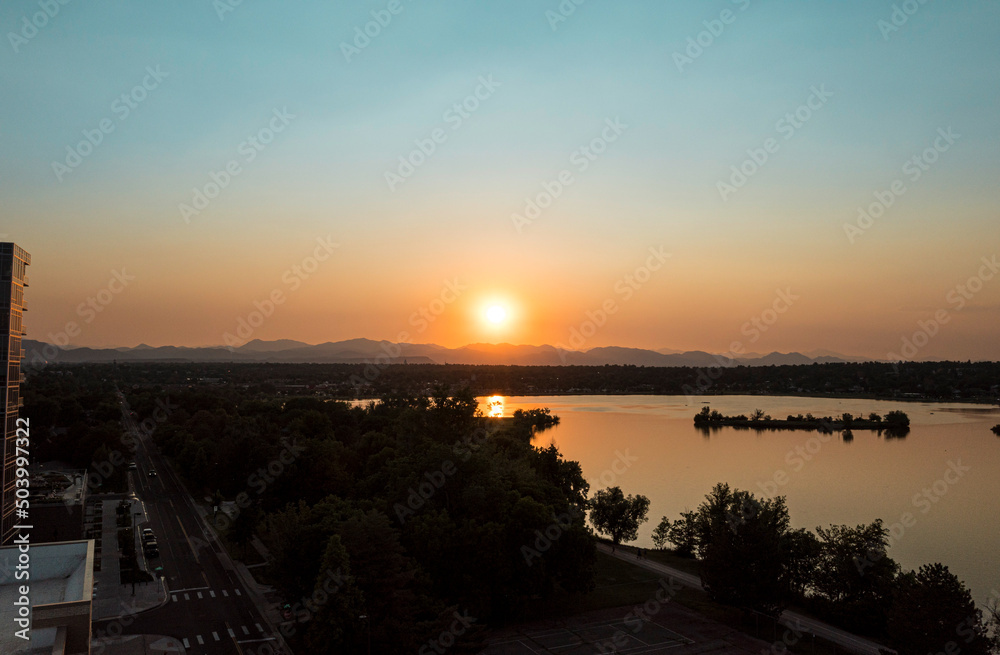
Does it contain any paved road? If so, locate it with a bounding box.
[94,392,286,655]
[599,544,892,655]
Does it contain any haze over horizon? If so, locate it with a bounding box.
[4,1,999,361]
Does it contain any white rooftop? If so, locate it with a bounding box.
[0,540,94,654]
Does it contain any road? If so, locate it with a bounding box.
[94,392,286,654]
[598,544,893,655]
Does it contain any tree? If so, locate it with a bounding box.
[589,487,650,547]
[666,511,699,557]
[651,516,671,549]
[811,520,898,634]
[884,410,910,427]
[887,564,994,655]
[694,483,794,616]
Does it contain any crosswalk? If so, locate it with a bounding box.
[170,587,243,603]
[180,622,275,649]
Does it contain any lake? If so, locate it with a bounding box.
[478,394,1000,607]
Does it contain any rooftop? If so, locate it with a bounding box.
[0,540,94,654]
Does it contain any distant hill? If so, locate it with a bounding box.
[22,338,869,367]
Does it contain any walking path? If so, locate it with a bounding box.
[599,544,892,655]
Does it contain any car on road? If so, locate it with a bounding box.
[128,461,137,471]
[141,528,155,544]
[148,469,157,477]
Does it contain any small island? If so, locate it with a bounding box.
[694,406,910,433]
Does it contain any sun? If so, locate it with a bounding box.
[486,305,507,324]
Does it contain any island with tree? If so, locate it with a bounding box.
[694,406,910,435]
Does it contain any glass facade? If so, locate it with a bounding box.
[0,243,29,546]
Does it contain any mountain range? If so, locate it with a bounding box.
[23,338,873,367]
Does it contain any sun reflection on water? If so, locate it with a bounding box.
[487,395,505,418]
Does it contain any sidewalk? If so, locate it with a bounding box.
[192,500,293,651]
[91,498,167,621]
[599,544,889,655]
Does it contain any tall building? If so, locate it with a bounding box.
[1,243,30,546]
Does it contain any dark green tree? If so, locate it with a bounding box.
[811,520,898,634]
[651,516,671,549]
[694,483,794,616]
[887,564,994,655]
[589,487,650,547]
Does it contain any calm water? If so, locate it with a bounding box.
[479,394,1000,607]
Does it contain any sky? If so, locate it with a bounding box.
[2,0,999,360]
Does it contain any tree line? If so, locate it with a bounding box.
[588,482,1000,655]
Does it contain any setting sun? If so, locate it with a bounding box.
[486,305,507,324]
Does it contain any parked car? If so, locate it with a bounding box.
[143,540,158,557]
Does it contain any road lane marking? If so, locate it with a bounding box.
[212,631,220,641]
[242,626,250,635]
[184,594,190,601]
[222,590,229,597]
[228,628,236,638]
[210,590,216,598]
[196,635,204,645]
[171,594,177,602]
[235,588,242,596]
[255,623,263,632]
[237,638,276,644]
[175,512,201,564]
[182,638,189,648]
[197,592,203,599]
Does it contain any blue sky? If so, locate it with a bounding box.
[3,1,999,358]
